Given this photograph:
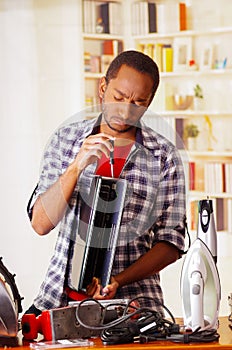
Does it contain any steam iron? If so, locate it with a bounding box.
[180,199,221,331]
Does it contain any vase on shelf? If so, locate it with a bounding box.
[193,97,205,111]
[183,123,200,151]
[187,137,197,151]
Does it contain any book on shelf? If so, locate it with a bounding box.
[213,197,232,232]
[189,162,195,191]
[204,162,225,194]
[84,52,101,73]
[188,162,204,192]
[83,0,96,33]
[189,200,198,231]
[90,56,101,73]
[153,43,163,71]
[175,119,185,150]
[131,2,147,35]
[227,199,232,233]
[162,44,173,72]
[102,40,123,56]
[179,2,187,31]
[215,197,227,232]
[225,163,232,194]
[84,51,91,72]
[148,2,157,33]
[99,2,122,35]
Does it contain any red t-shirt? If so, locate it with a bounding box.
[96,142,134,178]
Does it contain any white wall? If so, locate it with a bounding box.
[0,0,231,320]
[0,0,83,312]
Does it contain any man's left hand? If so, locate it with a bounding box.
[86,276,119,300]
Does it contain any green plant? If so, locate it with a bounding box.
[194,84,203,99]
[184,123,200,139]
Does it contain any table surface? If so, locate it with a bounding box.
[11,317,232,350]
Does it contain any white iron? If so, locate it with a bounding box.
[180,199,221,331]
[197,199,217,263]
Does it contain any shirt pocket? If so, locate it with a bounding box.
[122,182,148,224]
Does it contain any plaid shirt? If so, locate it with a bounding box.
[29,116,186,313]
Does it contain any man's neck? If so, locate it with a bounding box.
[100,121,137,142]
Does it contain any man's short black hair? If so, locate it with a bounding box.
[105,50,160,100]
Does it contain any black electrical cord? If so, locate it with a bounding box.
[75,297,163,331]
[165,327,220,343]
[182,217,191,254]
[75,297,220,345]
[75,296,180,344]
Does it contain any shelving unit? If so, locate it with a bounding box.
[81,0,232,234]
[131,0,232,234]
[82,1,124,113]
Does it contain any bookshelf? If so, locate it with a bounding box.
[81,0,232,234]
[130,0,232,234]
[82,0,124,113]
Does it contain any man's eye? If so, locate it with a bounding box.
[135,102,146,108]
[114,96,123,101]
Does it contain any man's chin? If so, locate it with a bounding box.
[108,123,134,133]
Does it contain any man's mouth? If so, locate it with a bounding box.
[110,116,131,126]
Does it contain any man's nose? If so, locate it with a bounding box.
[118,102,135,118]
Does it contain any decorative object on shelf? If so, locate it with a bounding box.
[204,115,217,151]
[214,57,227,69]
[173,37,192,72]
[172,94,193,110]
[188,59,198,71]
[184,123,200,151]
[193,84,204,110]
[200,45,213,70]
[96,17,104,33]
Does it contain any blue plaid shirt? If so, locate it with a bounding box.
[29,116,186,313]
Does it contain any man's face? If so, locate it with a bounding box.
[100,65,154,135]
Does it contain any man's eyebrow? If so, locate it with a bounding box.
[114,88,147,102]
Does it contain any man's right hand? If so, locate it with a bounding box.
[31,133,114,235]
[73,133,114,174]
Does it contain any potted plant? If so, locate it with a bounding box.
[193,84,204,110]
[184,123,200,150]
[194,84,203,99]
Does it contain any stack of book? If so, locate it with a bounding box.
[131,1,187,35]
[83,1,122,35]
[137,42,173,72]
[188,161,232,195]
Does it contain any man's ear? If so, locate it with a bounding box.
[98,76,107,100]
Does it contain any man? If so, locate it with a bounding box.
[26,50,186,316]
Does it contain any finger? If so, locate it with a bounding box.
[86,277,99,296]
[92,284,102,298]
[84,134,115,152]
[85,142,113,160]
